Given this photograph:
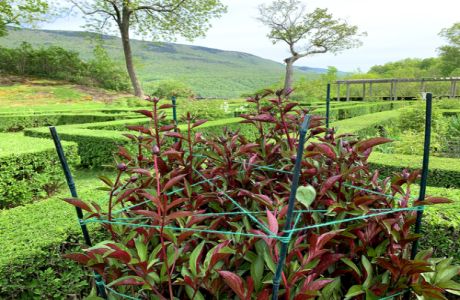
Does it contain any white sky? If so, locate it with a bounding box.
[43,0,460,72]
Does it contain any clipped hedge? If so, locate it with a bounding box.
[0,133,80,208]
[318,101,412,122]
[24,118,250,167]
[0,171,108,299]
[368,152,460,188]
[332,109,401,136]
[0,112,139,132]
[421,186,460,262]
[24,127,127,167]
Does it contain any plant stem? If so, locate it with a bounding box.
[154,154,174,300]
[107,171,122,240]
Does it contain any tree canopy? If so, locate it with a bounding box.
[70,0,227,97]
[258,0,365,91]
[0,0,50,37]
[438,22,460,76]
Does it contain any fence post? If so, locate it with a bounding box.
[49,127,107,299]
[272,115,311,300]
[326,83,331,130]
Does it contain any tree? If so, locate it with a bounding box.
[69,0,226,97]
[258,0,365,92]
[0,0,50,37]
[438,23,460,76]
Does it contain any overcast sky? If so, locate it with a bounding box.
[43,0,460,72]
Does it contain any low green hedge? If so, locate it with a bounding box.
[420,186,460,262]
[0,170,107,299]
[24,127,127,167]
[368,152,460,188]
[0,112,140,132]
[332,109,401,136]
[0,133,80,208]
[319,101,412,122]
[24,118,250,167]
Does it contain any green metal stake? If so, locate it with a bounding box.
[404,93,432,300]
[411,92,432,258]
[272,115,311,300]
[171,96,178,143]
[326,83,331,129]
[49,127,107,299]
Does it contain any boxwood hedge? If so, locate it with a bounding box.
[0,133,80,208]
[0,170,107,299]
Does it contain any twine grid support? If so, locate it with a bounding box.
[51,95,434,299]
[271,114,311,300]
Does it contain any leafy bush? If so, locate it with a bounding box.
[0,134,80,208]
[87,45,130,91]
[145,79,195,99]
[0,42,129,91]
[63,93,459,299]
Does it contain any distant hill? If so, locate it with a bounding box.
[295,66,349,76]
[0,27,328,97]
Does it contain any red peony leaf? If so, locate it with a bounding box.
[355,137,393,153]
[315,143,336,160]
[159,104,174,109]
[166,211,195,221]
[134,110,153,118]
[192,119,208,128]
[64,253,90,265]
[63,198,92,212]
[251,114,276,123]
[218,271,246,300]
[266,209,278,234]
[126,125,150,134]
[239,143,259,154]
[160,124,176,131]
[164,132,184,139]
[130,168,152,177]
[320,175,342,195]
[117,146,132,160]
[163,174,187,191]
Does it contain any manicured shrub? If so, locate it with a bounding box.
[63,93,460,299]
[368,152,460,188]
[0,113,120,132]
[0,172,108,299]
[0,134,80,208]
[421,186,460,262]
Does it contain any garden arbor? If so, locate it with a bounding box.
[334,77,460,101]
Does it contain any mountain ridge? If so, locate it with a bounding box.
[0,27,331,97]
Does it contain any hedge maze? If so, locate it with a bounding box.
[1,98,460,298]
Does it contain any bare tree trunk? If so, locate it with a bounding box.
[120,23,144,97]
[284,58,295,92]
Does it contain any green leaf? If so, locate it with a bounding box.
[362,255,373,288]
[135,238,147,262]
[251,254,264,291]
[190,241,205,276]
[344,285,364,299]
[263,250,276,274]
[341,258,362,276]
[296,185,317,208]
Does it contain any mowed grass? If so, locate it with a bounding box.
[0,78,138,111]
